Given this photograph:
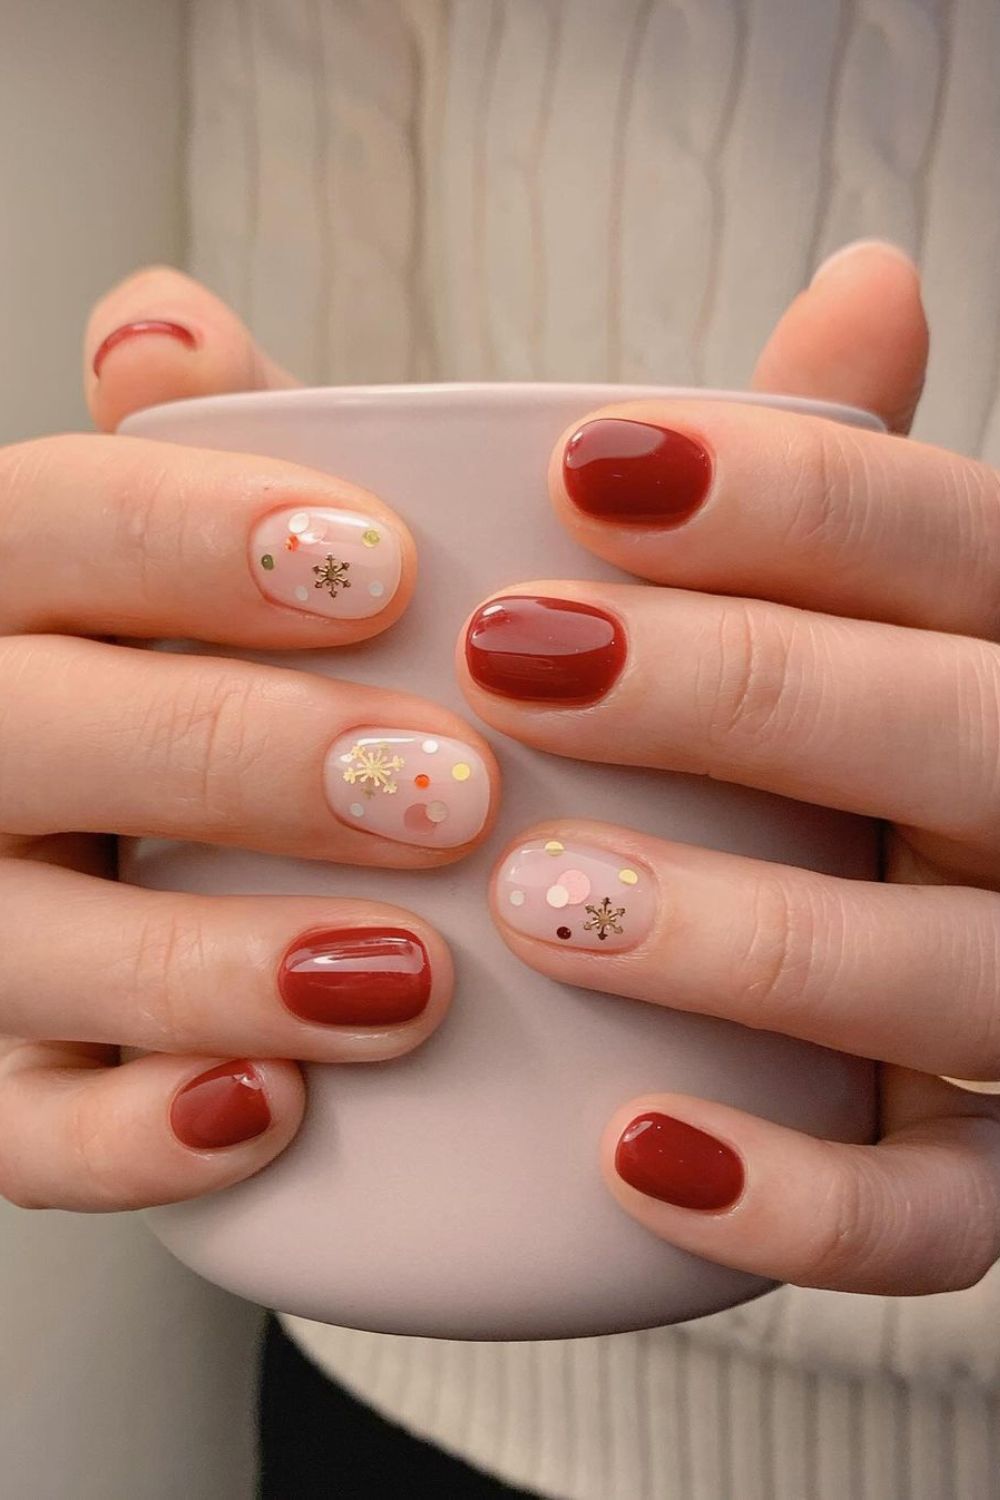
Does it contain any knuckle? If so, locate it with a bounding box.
[800,1151,883,1288]
[735,876,824,1027]
[779,420,870,560]
[125,904,208,1049]
[701,599,804,753]
[65,1087,125,1211]
[135,667,258,834]
[938,641,1000,843]
[0,1076,43,1210]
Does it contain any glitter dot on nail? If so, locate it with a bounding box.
[340,753,353,764]
[422,739,439,754]
[451,762,471,781]
[544,840,564,856]
[294,584,310,602]
[349,802,365,818]
[288,512,310,534]
[509,890,525,907]
[284,535,299,551]
[546,884,570,909]
[618,868,639,886]
[260,553,275,570]
[557,926,572,940]
[368,581,385,598]
[559,869,591,904]
[426,801,449,823]
[414,773,430,789]
[363,528,381,547]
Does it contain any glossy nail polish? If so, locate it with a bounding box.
[497,838,655,952]
[249,507,402,620]
[170,1060,271,1150]
[563,418,713,526]
[465,596,626,704]
[324,729,490,848]
[92,319,197,377]
[279,927,431,1025]
[615,1112,744,1210]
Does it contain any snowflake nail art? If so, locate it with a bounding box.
[324,729,491,849]
[497,840,654,952]
[249,507,401,619]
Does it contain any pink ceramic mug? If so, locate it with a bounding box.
[121,384,881,1340]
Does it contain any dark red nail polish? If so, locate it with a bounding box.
[564,418,713,526]
[92,319,197,377]
[615,1111,744,1211]
[465,595,626,705]
[170,1060,271,1150]
[279,927,432,1026]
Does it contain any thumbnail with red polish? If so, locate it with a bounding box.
[279,927,432,1026]
[170,1060,271,1150]
[465,595,625,704]
[615,1111,744,1211]
[92,319,197,377]
[564,417,712,526]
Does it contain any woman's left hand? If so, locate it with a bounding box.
[462,240,1000,1297]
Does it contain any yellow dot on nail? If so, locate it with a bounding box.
[544,840,564,856]
[451,762,471,781]
[363,528,380,547]
[618,868,639,886]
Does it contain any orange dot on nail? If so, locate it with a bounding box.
[414,773,430,788]
[284,535,299,551]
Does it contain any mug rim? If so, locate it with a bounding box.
[120,381,886,434]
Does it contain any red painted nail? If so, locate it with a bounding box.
[279,927,432,1026]
[465,595,626,704]
[92,319,197,377]
[564,418,713,527]
[170,1060,271,1150]
[615,1111,744,1211]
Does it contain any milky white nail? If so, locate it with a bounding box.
[250,507,402,619]
[497,838,655,951]
[324,730,491,849]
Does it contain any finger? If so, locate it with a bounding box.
[600,1080,1000,1295]
[491,822,1000,1080]
[751,239,928,435]
[0,433,414,647]
[85,265,297,433]
[0,1041,303,1212]
[548,398,1000,639]
[0,862,452,1062]
[0,638,497,864]
[460,583,998,854]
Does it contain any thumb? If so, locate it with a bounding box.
[751,239,928,434]
[84,265,298,433]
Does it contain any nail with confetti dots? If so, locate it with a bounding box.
[249,506,402,619]
[323,729,491,849]
[496,838,655,952]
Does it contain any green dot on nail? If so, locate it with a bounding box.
[261,554,275,570]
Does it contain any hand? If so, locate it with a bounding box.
[465,241,1000,1296]
[0,268,497,1212]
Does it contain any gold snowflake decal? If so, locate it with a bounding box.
[583,895,625,942]
[313,554,352,597]
[341,742,405,797]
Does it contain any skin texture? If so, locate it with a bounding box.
[1,248,1000,1303]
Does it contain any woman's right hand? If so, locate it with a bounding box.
[0,268,498,1212]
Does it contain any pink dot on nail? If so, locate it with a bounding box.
[546,884,570,909]
[558,869,591,904]
[404,803,436,835]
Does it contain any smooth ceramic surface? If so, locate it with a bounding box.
[121,384,880,1340]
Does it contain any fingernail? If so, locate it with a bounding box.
[92,319,197,377]
[465,595,626,704]
[497,838,655,952]
[250,507,403,620]
[563,418,713,527]
[810,237,915,286]
[615,1111,744,1211]
[170,1060,271,1150]
[324,729,491,848]
[279,927,431,1025]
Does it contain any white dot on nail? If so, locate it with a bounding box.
[368,580,385,598]
[349,802,365,818]
[426,801,449,823]
[422,739,439,754]
[546,884,570,909]
[288,512,310,534]
[294,585,310,601]
[509,890,525,907]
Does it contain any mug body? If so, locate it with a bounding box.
[121,385,879,1339]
